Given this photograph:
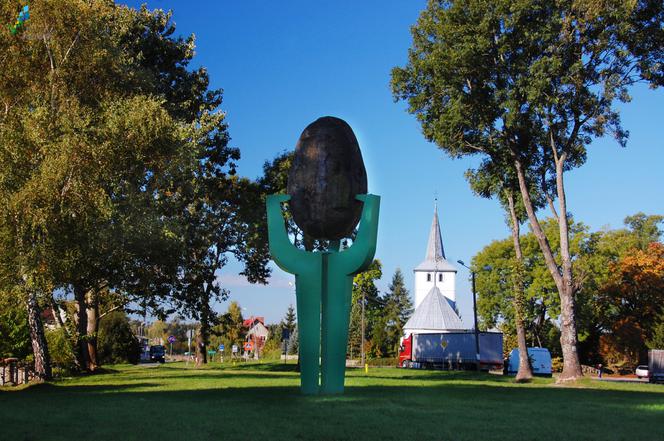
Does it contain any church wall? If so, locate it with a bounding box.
[413,270,456,308]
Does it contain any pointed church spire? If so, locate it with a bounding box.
[425,200,445,261]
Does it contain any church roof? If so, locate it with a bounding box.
[414,203,457,272]
[404,286,464,331]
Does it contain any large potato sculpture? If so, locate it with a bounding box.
[287,116,368,240]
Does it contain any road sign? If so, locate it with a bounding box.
[232,345,238,354]
[243,341,254,351]
[219,344,225,351]
[168,335,176,343]
[207,350,216,355]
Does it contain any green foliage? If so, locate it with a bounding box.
[348,260,382,357]
[215,301,245,357]
[0,290,30,359]
[287,325,299,356]
[261,338,283,360]
[366,357,399,367]
[98,312,140,365]
[0,1,273,372]
[473,212,663,363]
[392,0,663,165]
[473,217,571,334]
[551,357,564,373]
[598,243,664,368]
[392,0,664,377]
[382,269,413,357]
[283,304,296,334]
[623,212,664,250]
[45,328,76,374]
[647,316,664,350]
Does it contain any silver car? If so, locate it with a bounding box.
[635,365,649,379]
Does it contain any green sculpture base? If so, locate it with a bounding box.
[266,194,380,394]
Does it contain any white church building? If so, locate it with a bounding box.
[403,204,465,335]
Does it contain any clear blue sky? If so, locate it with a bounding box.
[121,0,663,325]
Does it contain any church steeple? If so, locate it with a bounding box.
[425,201,445,261]
[413,200,457,309]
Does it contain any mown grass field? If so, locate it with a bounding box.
[1,362,663,441]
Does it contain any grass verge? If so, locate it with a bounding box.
[1,362,663,441]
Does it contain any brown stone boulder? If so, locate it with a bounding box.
[287,116,368,240]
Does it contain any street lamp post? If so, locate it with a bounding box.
[457,260,482,371]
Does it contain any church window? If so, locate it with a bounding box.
[439,273,443,282]
[427,273,431,282]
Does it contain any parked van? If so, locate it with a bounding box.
[506,347,552,376]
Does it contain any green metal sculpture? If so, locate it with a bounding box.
[266,193,380,394]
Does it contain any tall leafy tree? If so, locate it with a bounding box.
[473,217,589,359]
[474,212,663,366]
[0,1,271,373]
[466,160,540,380]
[0,290,30,359]
[219,301,245,353]
[382,269,413,357]
[598,243,664,368]
[348,260,382,359]
[392,0,664,380]
[283,304,297,335]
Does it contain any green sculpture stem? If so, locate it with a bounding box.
[266,194,380,394]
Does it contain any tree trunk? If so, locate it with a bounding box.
[513,157,583,381]
[50,295,65,330]
[73,285,89,372]
[195,331,206,367]
[553,156,583,381]
[26,291,52,381]
[199,321,209,365]
[507,191,533,382]
[86,290,99,372]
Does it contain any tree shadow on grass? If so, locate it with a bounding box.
[222,362,300,372]
[1,381,662,441]
[153,362,300,373]
[0,381,162,395]
[358,370,517,383]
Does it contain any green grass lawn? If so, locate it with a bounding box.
[1,362,663,441]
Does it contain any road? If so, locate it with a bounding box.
[597,376,649,383]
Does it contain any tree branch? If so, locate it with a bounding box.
[61,31,81,67]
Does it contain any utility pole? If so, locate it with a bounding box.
[457,260,483,371]
[361,292,365,367]
[471,270,480,371]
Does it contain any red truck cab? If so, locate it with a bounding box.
[398,334,413,367]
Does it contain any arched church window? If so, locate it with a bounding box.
[439,273,443,282]
[427,273,431,282]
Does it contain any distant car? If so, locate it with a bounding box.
[149,345,166,363]
[635,365,649,379]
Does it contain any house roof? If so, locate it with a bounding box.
[414,203,457,273]
[242,316,265,328]
[404,286,464,331]
[246,321,269,338]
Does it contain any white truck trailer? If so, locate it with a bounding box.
[649,349,664,383]
[398,331,503,371]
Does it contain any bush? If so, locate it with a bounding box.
[646,316,664,350]
[261,338,283,360]
[45,328,77,375]
[0,292,31,359]
[98,311,141,365]
[551,357,563,373]
[367,357,399,367]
